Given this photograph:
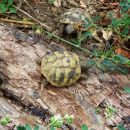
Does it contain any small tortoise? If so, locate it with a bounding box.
[41,51,82,87]
[60,8,91,34]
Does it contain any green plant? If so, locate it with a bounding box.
[49,114,74,128]
[124,86,130,94]
[70,18,94,46]
[17,124,40,130]
[120,0,130,14]
[0,0,16,14]
[0,115,11,125]
[107,0,130,38]
[16,114,74,130]
[104,105,116,119]
[81,124,88,130]
[48,0,55,5]
[88,49,130,74]
[95,107,101,114]
[33,23,130,75]
[109,13,130,38]
[117,124,126,130]
[17,123,89,130]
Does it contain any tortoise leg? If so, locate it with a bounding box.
[36,57,42,65]
[80,74,88,80]
[41,78,49,91]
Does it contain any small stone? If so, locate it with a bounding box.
[62,1,67,7]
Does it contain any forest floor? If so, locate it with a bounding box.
[0,0,130,130]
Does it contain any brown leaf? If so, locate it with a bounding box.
[101,29,112,41]
[115,48,130,59]
[92,29,103,43]
[32,0,40,4]
[53,0,61,7]
[47,90,57,96]
[80,0,87,8]
[100,0,106,2]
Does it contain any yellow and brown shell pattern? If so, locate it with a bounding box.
[60,8,91,25]
[41,51,81,87]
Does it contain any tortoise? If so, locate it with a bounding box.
[41,45,88,87]
[41,51,81,87]
[60,8,91,34]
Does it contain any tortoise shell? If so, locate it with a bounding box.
[60,8,90,25]
[41,51,81,87]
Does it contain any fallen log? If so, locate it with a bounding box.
[0,25,130,130]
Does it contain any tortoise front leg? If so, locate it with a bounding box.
[40,78,49,91]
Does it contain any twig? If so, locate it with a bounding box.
[42,29,99,55]
[13,5,51,31]
[23,0,39,20]
[0,18,35,25]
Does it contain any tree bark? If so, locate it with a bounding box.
[0,25,130,130]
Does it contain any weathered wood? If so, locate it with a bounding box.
[0,98,20,118]
[0,25,130,130]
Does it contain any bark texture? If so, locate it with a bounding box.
[0,25,130,130]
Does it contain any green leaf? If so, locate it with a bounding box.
[102,59,115,71]
[105,105,116,118]
[48,0,55,4]
[9,6,16,13]
[121,26,129,35]
[17,126,26,130]
[70,38,78,45]
[0,3,3,8]
[7,0,13,7]
[83,18,91,27]
[64,114,74,124]
[50,126,56,130]
[1,0,8,4]
[86,59,95,68]
[0,115,11,125]
[34,124,40,130]
[96,61,107,71]
[0,4,8,13]
[112,54,130,64]
[25,124,32,130]
[49,115,63,128]
[120,0,130,13]
[114,65,129,74]
[124,86,130,94]
[92,15,100,23]
[78,31,92,42]
[105,50,114,58]
[118,124,126,130]
[81,124,88,130]
[93,50,104,57]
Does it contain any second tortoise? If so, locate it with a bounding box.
[60,8,91,34]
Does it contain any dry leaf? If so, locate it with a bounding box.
[47,90,57,96]
[99,0,106,2]
[53,0,61,7]
[92,29,103,43]
[101,29,112,41]
[80,0,87,8]
[32,0,40,4]
[115,48,130,59]
[36,98,49,109]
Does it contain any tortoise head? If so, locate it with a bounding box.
[79,57,92,73]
